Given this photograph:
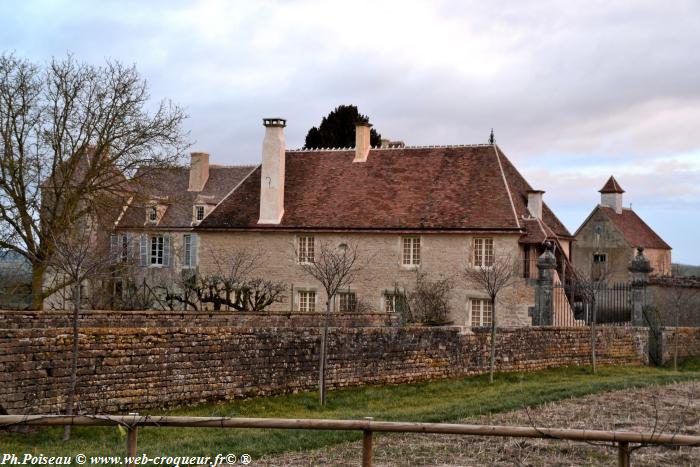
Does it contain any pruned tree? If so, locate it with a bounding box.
[463,252,519,384]
[303,105,382,149]
[46,223,115,440]
[0,53,187,309]
[296,241,362,405]
[153,248,285,312]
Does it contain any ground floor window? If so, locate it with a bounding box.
[150,235,164,265]
[470,298,493,327]
[338,291,356,312]
[384,291,407,312]
[298,290,316,312]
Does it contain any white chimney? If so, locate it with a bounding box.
[258,118,286,224]
[353,121,372,162]
[527,190,544,220]
[188,152,210,192]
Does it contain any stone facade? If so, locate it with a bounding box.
[0,325,650,415]
[648,276,700,327]
[659,327,700,364]
[198,231,534,327]
[572,209,670,282]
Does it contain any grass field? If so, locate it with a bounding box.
[2,360,699,460]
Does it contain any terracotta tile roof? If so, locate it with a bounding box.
[116,165,255,229]
[495,148,572,239]
[198,145,572,240]
[599,206,671,250]
[599,175,625,193]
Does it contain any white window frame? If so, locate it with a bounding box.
[383,290,405,312]
[194,205,205,222]
[470,298,493,327]
[401,236,421,266]
[298,290,316,312]
[338,291,357,312]
[150,235,164,266]
[473,237,494,268]
[298,235,315,264]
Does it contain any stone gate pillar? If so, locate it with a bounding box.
[533,242,557,326]
[628,247,652,326]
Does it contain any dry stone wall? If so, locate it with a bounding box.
[0,326,650,415]
[0,310,400,329]
[660,327,700,364]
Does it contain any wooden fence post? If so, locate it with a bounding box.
[362,417,374,467]
[127,413,138,467]
[617,441,630,467]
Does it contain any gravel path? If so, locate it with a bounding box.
[256,381,700,466]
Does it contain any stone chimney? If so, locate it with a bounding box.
[353,121,372,162]
[188,152,210,192]
[599,176,624,214]
[258,118,286,224]
[527,190,544,220]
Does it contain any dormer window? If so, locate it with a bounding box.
[148,206,158,223]
[194,205,205,222]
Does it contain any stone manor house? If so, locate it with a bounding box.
[109,118,576,327]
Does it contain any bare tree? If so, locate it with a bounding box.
[406,271,453,325]
[571,267,608,374]
[463,252,519,384]
[296,241,362,405]
[658,266,699,370]
[46,223,115,440]
[0,53,187,309]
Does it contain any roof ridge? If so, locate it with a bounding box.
[493,145,521,229]
[286,143,494,152]
[210,164,257,168]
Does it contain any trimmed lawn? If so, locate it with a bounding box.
[2,360,700,460]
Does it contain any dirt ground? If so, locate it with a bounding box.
[256,381,700,466]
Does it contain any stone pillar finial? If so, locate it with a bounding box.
[628,247,652,284]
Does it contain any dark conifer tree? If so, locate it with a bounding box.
[304,105,382,149]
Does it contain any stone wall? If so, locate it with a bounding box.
[0,310,400,329]
[648,277,700,327]
[659,327,700,364]
[0,326,649,415]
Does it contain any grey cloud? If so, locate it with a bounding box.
[2,0,700,262]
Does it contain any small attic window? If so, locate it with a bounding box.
[147,206,158,223]
[195,205,205,221]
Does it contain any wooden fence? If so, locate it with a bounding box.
[2,415,699,467]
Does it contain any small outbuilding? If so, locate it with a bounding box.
[572,176,671,282]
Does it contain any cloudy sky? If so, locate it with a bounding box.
[2,0,699,264]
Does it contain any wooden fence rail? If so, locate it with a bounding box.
[2,415,699,467]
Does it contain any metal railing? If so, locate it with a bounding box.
[554,281,636,327]
[2,415,699,467]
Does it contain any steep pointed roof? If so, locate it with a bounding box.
[599,176,625,194]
